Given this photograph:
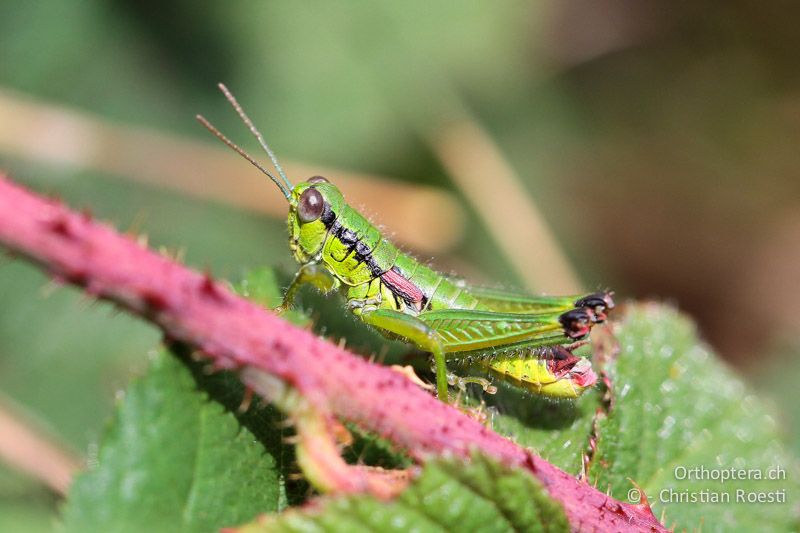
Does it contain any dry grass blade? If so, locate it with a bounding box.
[431,119,583,294]
[0,395,82,496]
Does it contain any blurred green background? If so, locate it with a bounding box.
[1,1,799,529]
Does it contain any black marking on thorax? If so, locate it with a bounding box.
[321,202,428,310]
[321,203,382,276]
[320,203,336,226]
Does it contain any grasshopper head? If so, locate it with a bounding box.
[195,86,346,266]
[287,176,345,263]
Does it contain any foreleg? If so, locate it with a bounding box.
[276,264,339,313]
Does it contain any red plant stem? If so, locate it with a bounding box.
[0,175,664,532]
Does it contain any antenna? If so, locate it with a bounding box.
[195,114,292,199]
[217,83,294,192]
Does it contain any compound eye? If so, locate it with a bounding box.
[298,187,324,223]
[308,175,329,184]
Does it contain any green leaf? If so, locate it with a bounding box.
[590,304,800,531]
[237,453,569,533]
[62,352,288,533]
[485,380,600,475]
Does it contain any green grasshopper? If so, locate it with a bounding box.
[197,84,614,402]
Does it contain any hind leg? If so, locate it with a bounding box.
[359,309,450,401]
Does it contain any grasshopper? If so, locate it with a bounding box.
[198,84,614,402]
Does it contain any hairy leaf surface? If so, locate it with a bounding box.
[237,454,569,533]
